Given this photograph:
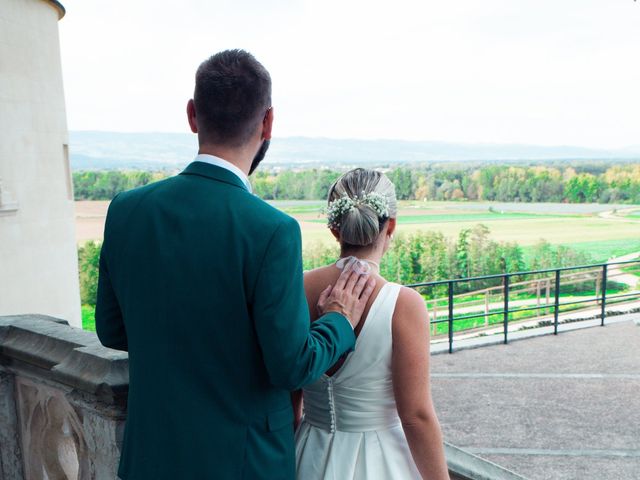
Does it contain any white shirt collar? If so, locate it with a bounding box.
[193,154,252,193]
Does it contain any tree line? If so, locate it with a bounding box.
[73,163,640,204]
[73,171,169,200]
[254,164,640,203]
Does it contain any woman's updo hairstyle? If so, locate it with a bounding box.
[327,168,397,247]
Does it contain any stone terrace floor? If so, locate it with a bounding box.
[430,316,640,480]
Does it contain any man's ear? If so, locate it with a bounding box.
[187,99,198,133]
[262,107,274,140]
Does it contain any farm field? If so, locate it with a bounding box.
[75,200,640,260]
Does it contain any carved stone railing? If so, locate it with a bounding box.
[0,315,127,479]
[0,315,525,480]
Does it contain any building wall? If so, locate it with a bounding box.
[0,0,81,327]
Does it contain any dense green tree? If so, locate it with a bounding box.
[73,171,167,200]
[500,242,526,273]
[564,173,604,203]
[388,168,414,200]
[455,229,470,278]
[78,241,101,305]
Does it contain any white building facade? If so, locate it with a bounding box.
[0,0,81,327]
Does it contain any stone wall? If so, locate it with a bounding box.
[0,0,81,327]
[0,315,127,479]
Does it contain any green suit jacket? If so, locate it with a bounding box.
[95,161,355,479]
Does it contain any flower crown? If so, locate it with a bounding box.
[326,192,390,229]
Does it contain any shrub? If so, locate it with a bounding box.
[78,241,101,306]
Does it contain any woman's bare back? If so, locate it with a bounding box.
[304,264,387,376]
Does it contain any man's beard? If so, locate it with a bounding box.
[249,139,270,175]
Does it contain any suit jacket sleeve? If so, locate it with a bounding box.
[95,198,128,351]
[252,216,355,390]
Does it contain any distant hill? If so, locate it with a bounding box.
[69,131,640,170]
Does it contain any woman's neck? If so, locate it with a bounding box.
[339,246,382,265]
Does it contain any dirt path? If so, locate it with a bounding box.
[607,251,640,288]
[598,207,640,223]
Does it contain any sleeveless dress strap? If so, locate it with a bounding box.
[376,282,402,333]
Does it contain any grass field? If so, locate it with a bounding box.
[76,200,639,256]
[82,304,96,331]
[280,201,640,252]
[550,239,640,263]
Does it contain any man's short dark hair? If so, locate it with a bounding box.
[194,49,271,146]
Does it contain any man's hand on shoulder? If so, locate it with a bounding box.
[316,265,376,329]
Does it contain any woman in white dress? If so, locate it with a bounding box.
[294,168,450,480]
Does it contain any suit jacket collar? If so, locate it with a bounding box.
[180,161,250,192]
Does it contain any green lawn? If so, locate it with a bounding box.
[82,305,96,332]
[299,211,640,249]
[188,200,640,257]
[622,265,640,274]
[556,239,640,263]
[503,239,640,266]
[277,203,325,214]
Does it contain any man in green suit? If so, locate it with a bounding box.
[95,49,375,479]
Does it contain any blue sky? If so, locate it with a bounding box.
[59,0,640,148]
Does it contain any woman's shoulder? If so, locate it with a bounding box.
[303,265,339,295]
[392,286,428,328]
[396,285,425,304]
[304,264,336,282]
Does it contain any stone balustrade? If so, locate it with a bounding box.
[0,314,525,480]
[0,315,127,479]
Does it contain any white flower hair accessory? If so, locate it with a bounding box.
[326,191,390,229]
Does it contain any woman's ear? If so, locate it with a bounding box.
[382,218,396,253]
[330,228,341,243]
[387,218,397,238]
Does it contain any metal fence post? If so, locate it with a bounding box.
[448,281,454,354]
[503,275,509,344]
[601,264,608,326]
[554,269,561,335]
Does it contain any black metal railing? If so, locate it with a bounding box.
[407,259,640,353]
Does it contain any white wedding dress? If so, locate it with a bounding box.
[295,282,421,479]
